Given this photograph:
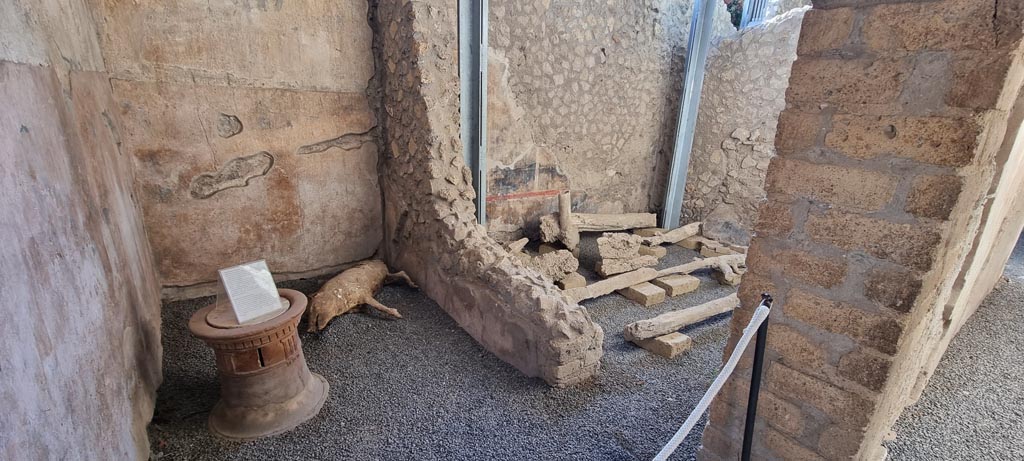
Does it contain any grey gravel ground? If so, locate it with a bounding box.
[149,236,735,460]
[885,237,1024,460]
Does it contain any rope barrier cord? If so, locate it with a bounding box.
[651,303,772,461]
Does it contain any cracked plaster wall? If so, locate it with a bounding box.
[685,5,809,245]
[92,0,384,296]
[376,0,604,386]
[1,0,162,458]
[484,0,733,240]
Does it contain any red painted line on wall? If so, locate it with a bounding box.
[486,189,563,203]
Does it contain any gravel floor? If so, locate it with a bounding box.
[885,237,1024,460]
[149,236,736,460]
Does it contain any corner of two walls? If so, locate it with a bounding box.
[374,0,604,387]
[1,0,161,458]
[483,0,734,241]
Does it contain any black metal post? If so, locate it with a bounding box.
[741,293,772,461]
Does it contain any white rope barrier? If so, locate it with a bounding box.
[651,303,772,461]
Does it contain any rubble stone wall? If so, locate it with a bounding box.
[484,0,733,240]
[685,5,808,245]
[0,1,162,458]
[375,0,604,387]
[92,0,384,295]
[701,0,1024,459]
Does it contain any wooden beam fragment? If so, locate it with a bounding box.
[623,293,739,342]
[558,191,580,252]
[643,222,702,246]
[565,254,745,302]
[573,213,658,232]
[565,267,660,302]
[634,332,693,358]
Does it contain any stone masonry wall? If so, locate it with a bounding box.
[375,0,604,386]
[92,0,384,296]
[484,0,733,240]
[1,1,163,458]
[701,0,1024,459]
[685,6,808,245]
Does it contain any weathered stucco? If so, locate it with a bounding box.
[92,0,383,294]
[0,1,162,458]
[484,0,732,240]
[376,0,604,386]
[685,5,808,245]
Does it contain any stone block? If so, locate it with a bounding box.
[838,348,892,391]
[639,244,667,258]
[805,210,942,271]
[596,232,642,259]
[767,363,875,429]
[785,289,903,355]
[596,255,659,277]
[767,323,828,375]
[764,428,825,461]
[864,268,922,313]
[766,158,897,213]
[652,274,700,297]
[633,227,666,237]
[775,109,823,156]
[948,50,1014,110]
[797,8,854,56]
[905,174,962,220]
[634,332,692,358]
[755,199,794,238]
[817,424,867,460]
[862,1,996,52]
[787,57,909,106]
[557,272,587,290]
[618,282,666,306]
[747,243,847,289]
[826,115,979,167]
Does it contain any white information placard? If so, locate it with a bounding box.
[218,260,283,324]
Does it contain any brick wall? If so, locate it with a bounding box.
[700,0,1024,459]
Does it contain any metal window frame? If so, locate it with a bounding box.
[459,0,489,224]
[740,0,771,29]
[661,0,718,229]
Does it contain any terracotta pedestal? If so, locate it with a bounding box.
[188,288,328,440]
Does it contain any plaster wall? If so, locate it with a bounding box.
[685,5,808,245]
[0,1,162,458]
[484,0,732,240]
[90,0,384,295]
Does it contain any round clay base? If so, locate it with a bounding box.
[207,373,330,441]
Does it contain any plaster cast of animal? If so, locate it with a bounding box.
[306,259,417,332]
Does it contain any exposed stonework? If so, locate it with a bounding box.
[597,232,644,260]
[530,250,581,282]
[97,0,383,293]
[701,1,1024,459]
[685,6,809,245]
[484,0,733,238]
[376,0,603,387]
